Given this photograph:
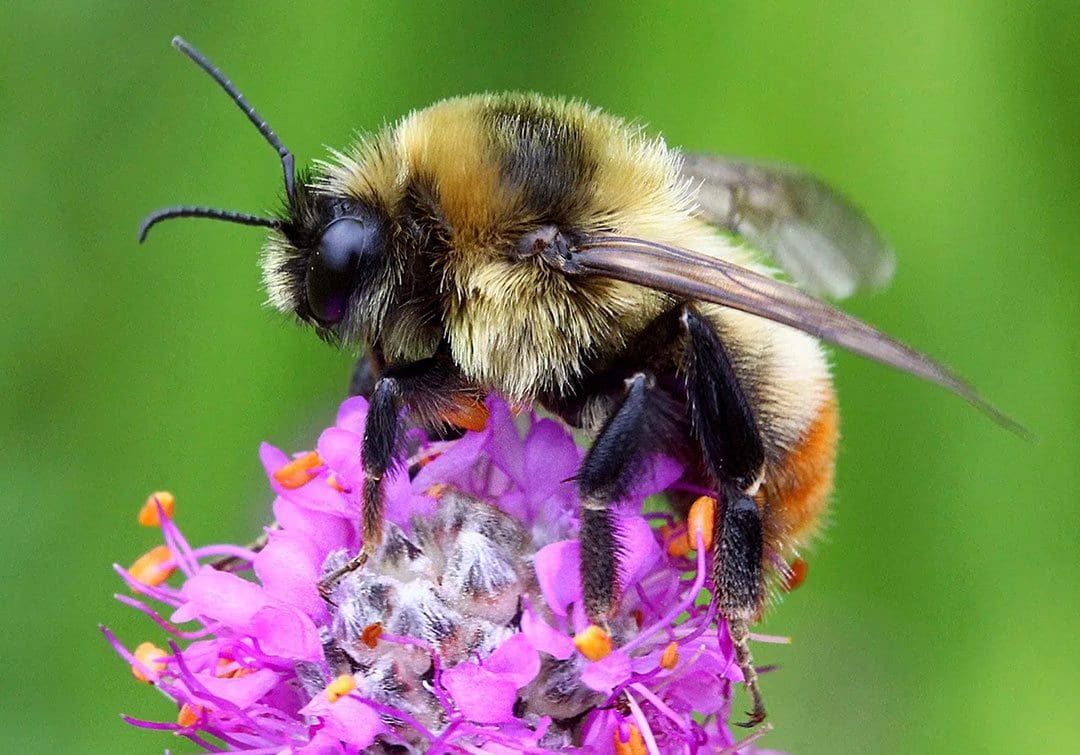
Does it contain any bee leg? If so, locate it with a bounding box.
[319,357,473,598]
[358,375,404,553]
[681,306,768,726]
[577,372,663,623]
[348,352,382,397]
[317,374,403,599]
[350,351,466,442]
[718,489,767,727]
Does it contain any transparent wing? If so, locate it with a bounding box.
[679,153,896,299]
[572,235,1026,436]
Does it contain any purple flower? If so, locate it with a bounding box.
[105,396,783,753]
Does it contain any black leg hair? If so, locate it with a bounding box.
[319,355,474,598]
[360,376,404,548]
[680,306,769,726]
[351,350,466,442]
[577,372,674,621]
[680,308,765,492]
[717,486,767,727]
[348,351,382,398]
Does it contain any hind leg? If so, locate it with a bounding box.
[681,306,769,726]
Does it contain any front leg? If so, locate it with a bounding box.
[320,355,477,595]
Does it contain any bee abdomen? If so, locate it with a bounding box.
[760,393,839,551]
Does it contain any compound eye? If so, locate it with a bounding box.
[307,217,381,325]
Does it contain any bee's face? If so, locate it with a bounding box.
[261,184,391,343]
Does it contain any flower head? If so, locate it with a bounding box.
[105,396,780,753]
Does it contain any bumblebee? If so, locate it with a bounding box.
[141,38,1020,725]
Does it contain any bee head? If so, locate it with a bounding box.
[138,36,389,344]
[263,181,391,342]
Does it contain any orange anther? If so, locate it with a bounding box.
[425,483,449,499]
[417,450,442,468]
[131,642,167,682]
[687,496,716,550]
[273,452,322,489]
[138,491,176,527]
[613,723,646,755]
[177,703,200,727]
[326,673,356,703]
[784,558,809,592]
[216,659,251,679]
[439,398,490,432]
[666,530,691,558]
[326,474,347,493]
[631,609,644,629]
[573,624,613,661]
[128,545,176,586]
[360,623,383,649]
[660,641,679,670]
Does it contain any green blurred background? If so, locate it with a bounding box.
[1,2,1076,752]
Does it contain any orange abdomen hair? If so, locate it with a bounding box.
[761,392,839,557]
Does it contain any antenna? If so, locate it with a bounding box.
[171,36,295,199]
[138,206,279,243]
[137,37,296,242]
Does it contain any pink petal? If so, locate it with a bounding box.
[715,620,743,682]
[616,515,661,592]
[667,669,731,715]
[258,442,290,479]
[254,530,325,620]
[522,418,580,497]
[411,429,488,492]
[317,427,364,485]
[335,396,370,435]
[171,567,271,626]
[297,730,347,754]
[624,455,684,503]
[250,605,323,661]
[483,399,526,483]
[581,650,632,694]
[521,604,575,660]
[383,467,435,528]
[286,478,357,518]
[321,696,384,748]
[483,633,541,688]
[580,708,622,751]
[195,668,279,709]
[534,540,581,617]
[272,496,355,556]
[441,663,518,724]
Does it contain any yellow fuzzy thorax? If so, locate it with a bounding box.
[311,93,762,398]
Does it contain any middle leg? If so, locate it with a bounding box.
[576,371,680,622]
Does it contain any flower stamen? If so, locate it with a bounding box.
[574,624,614,661]
[131,642,167,682]
[128,545,176,586]
[784,557,808,592]
[177,703,200,727]
[613,723,646,755]
[138,491,175,526]
[326,674,356,703]
[272,451,322,489]
[659,642,679,670]
[360,622,382,648]
[665,528,691,558]
[687,495,716,550]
